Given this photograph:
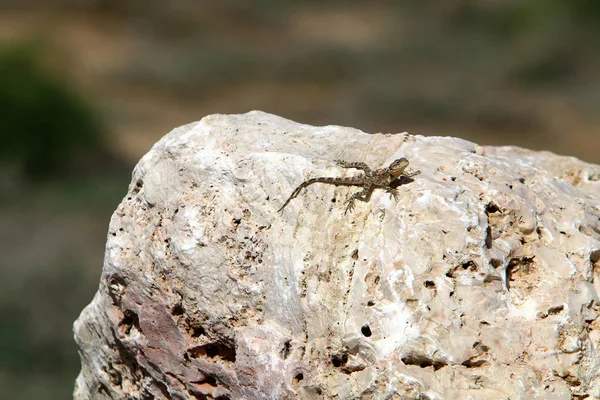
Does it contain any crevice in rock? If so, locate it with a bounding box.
[134,179,144,192]
[299,269,308,299]
[401,354,447,370]
[446,260,478,279]
[103,362,123,387]
[118,309,140,337]
[505,256,535,291]
[166,372,187,391]
[548,305,564,315]
[97,382,110,396]
[578,223,600,238]
[485,202,501,214]
[107,275,127,306]
[330,348,367,374]
[171,303,185,316]
[340,261,358,314]
[483,273,503,284]
[188,343,236,363]
[281,340,292,360]
[573,394,590,400]
[591,249,600,266]
[461,359,490,368]
[485,225,493,249]
[331,353,348,369]
[143,360,173,399]
[506,259,518,291]
[461,341,490,368]
[186,319,206,338]
[292,372,304,386]
[191,376,217,388]
[189,374,231,400]
[560,372,582,387]
[109,329,142,384]
[484,202,501,249]
[461,260,478,271]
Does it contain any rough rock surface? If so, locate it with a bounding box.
[74,111,600,400]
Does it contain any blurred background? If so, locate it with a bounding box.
[0,1,598,398]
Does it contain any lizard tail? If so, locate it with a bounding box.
[278,177,328,213]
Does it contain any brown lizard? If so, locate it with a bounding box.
[278,158,420,213]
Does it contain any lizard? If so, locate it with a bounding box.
[278,158,420,213]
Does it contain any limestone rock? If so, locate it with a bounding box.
[74,111,600,399]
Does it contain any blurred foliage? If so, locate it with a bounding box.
[0,43,104,180]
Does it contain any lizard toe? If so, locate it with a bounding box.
[345,199,355,214]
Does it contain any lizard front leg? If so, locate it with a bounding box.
[403,169,421,178]
[385,187,399,201]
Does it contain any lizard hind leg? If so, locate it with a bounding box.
[344,197,357,214]
[344,185,373,214]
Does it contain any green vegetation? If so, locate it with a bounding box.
[0,43,104,180]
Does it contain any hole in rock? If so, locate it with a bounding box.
[547,305,564,315]
[461,260,477,271]
[281,340,292,359]
[401,354,447,370]
[591,249,600,265]
[171,304,184,316]
[361,324,372,337]
[485,203,500,213]
[462,359,489,368]
[190,324,206,337]
[119,309,140,336]
[485,225,493,249]
[331,354,348,368]
[188,343,236,363]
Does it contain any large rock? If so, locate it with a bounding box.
[74,111,600,399]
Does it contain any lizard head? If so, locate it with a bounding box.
[388,157,410,179]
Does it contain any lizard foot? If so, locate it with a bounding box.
[344,199,356,214]
[404,169,421,178]
[386,187,399,202]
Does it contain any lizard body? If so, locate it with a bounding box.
[278,158,420,213]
